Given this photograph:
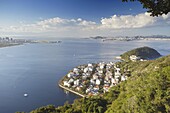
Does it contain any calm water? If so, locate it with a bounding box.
[0,38,170,113]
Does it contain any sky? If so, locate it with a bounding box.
[0,0,170,38]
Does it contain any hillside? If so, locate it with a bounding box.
[17,50,170,113]
[120,46,161,61]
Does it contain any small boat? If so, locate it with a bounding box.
[24,93,28,97]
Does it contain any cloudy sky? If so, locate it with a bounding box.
[0,0,170,38]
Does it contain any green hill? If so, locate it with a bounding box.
[120,46,161,61]
[17,50,170,113]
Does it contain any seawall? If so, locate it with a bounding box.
[58,83,86,98]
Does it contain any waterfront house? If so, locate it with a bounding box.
[67,72,74,78]
[63,81,70,87]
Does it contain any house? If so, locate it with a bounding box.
[88,67,93,72]
[68,78,74,84]
[106,71,112,77]
[115,67,121,76]
[67,72,74,78]
[93,74,98,80]
[86,88,91,94]
[121,75,127,81]
[98,70,103,74]
[84,67,88,73]
[100,64,105,69]
[93,85,99,91]
[73,68,79,73]
[90,79,95,84]
[96,79,101,85]
[111,78,116,84]
[76,86,81,91]
[130,55,140,61]
[103,84,110,93]
[88,63,93,67]
[63,81,70,87]
[74,79,80,86]
[82,75,87,80]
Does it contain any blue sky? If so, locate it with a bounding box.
[0,0,170,38]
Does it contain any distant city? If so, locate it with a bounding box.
[0,37,62,48]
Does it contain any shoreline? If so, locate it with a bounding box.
[0,43,21,48]
[58,83,86,98]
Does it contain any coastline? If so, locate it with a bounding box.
[58,83,86,98]
[0,43,21,48]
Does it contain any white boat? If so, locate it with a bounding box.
[24,93,28,97]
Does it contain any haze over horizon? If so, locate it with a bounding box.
[0,0,170,38]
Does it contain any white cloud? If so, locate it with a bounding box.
[100,12,160,29]
[0,12,170,37]
[100,12,170,29]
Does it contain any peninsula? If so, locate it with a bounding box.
[58,46,161,97]
[59,62,130,97]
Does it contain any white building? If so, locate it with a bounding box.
[88,63,93,67]
[93,74,98,80]
[96,79,101,85]
[130,55,140,61]
[67,72,74,78]
[74,79,80,86]
[111,78,118,84]
[84,67,88,73]
[68,78,74,84]
[121,75,127,81]
[115,67,121,76]
[63,81,70,87]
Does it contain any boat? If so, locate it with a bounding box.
[24,93,28,97]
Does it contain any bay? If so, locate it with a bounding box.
[0,38,170,113]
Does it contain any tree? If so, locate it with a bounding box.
[122,0,170,16]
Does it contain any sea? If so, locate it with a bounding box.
[0,38,170,113]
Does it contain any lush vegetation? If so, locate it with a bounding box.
[120,46,161,61]
[17,52,170,113]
